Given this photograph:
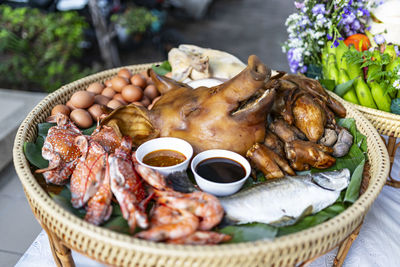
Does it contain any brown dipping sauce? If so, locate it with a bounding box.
[143,149,186,167]
[195,157,246,183]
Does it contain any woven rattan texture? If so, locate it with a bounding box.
[354,104,400,137]
[13,65,390,267]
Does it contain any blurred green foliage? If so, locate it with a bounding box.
[0,5,92,92]
[110,6,157,35]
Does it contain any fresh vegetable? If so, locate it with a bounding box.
[345,46,363,80]
[369,81,391,112]
[385,44,397,61]
[344,34,370,51]
[326,63,340,84]
[336,69,359,104]
[335,41,349,71]
[354,77,377,109]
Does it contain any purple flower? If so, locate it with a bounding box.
[395,45,400,57]
[327,34,333,40]
[342,12,356,25]
[294,1,305,9]
[351,20,361,31]
[300,65,308,73]
[312,4,326,15]
[357,8,370,17]
[374,34,385,45]
[344,24,350,33]
[332,40,340,48]
[287,48,303,73]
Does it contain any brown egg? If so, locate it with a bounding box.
[122,85,143,102]
[107,99,124,109]
[51,104,70,116]
[102,87,116,98]
[143,84,159,100]
[70,91,95,109]
[111,76,129,92]
[118,68,132,80]
[140,70,149,79]
[66,100,77,111]
[130,74,147,88]
[86,82,104,95]
[104,79,112,87]
[146,77,154,85]
[113,93,128,105]
[88,104,105,120]
[70,109,93,128]
[94,95,110,106]
[141,96,151,107]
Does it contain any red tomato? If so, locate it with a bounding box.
[344,34,371,51]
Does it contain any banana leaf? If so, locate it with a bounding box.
[219,223,277,243]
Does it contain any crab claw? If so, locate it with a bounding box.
[109,137,148,231]
[70,137,107,209]
[84,155,113,225]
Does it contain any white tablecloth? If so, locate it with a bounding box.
[16,153,400,267]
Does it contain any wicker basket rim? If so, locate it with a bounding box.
[12,63,390,257]
[354,102,399,120]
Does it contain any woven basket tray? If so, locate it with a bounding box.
[353,104,400,137]
[13,64,390,267]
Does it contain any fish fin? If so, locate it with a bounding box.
[270,205,314,227]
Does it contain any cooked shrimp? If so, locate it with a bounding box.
[167,231,231,245]
[134,163,224,231]
[135,205,199,241]
[157,191,224,231]
[134,161,168,190]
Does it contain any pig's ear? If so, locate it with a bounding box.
[148,69,192,95]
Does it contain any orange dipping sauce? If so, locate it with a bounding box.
[142,149,186,167]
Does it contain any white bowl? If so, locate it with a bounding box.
[135,137,193,176]
[191,149,251,197]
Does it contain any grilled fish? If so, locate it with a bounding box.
[219,169,350,227]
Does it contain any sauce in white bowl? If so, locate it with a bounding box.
[135,137,193,176]
[191,149,251,197]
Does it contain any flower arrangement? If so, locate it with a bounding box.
[282,0,375,74]
[282,0,400,114]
